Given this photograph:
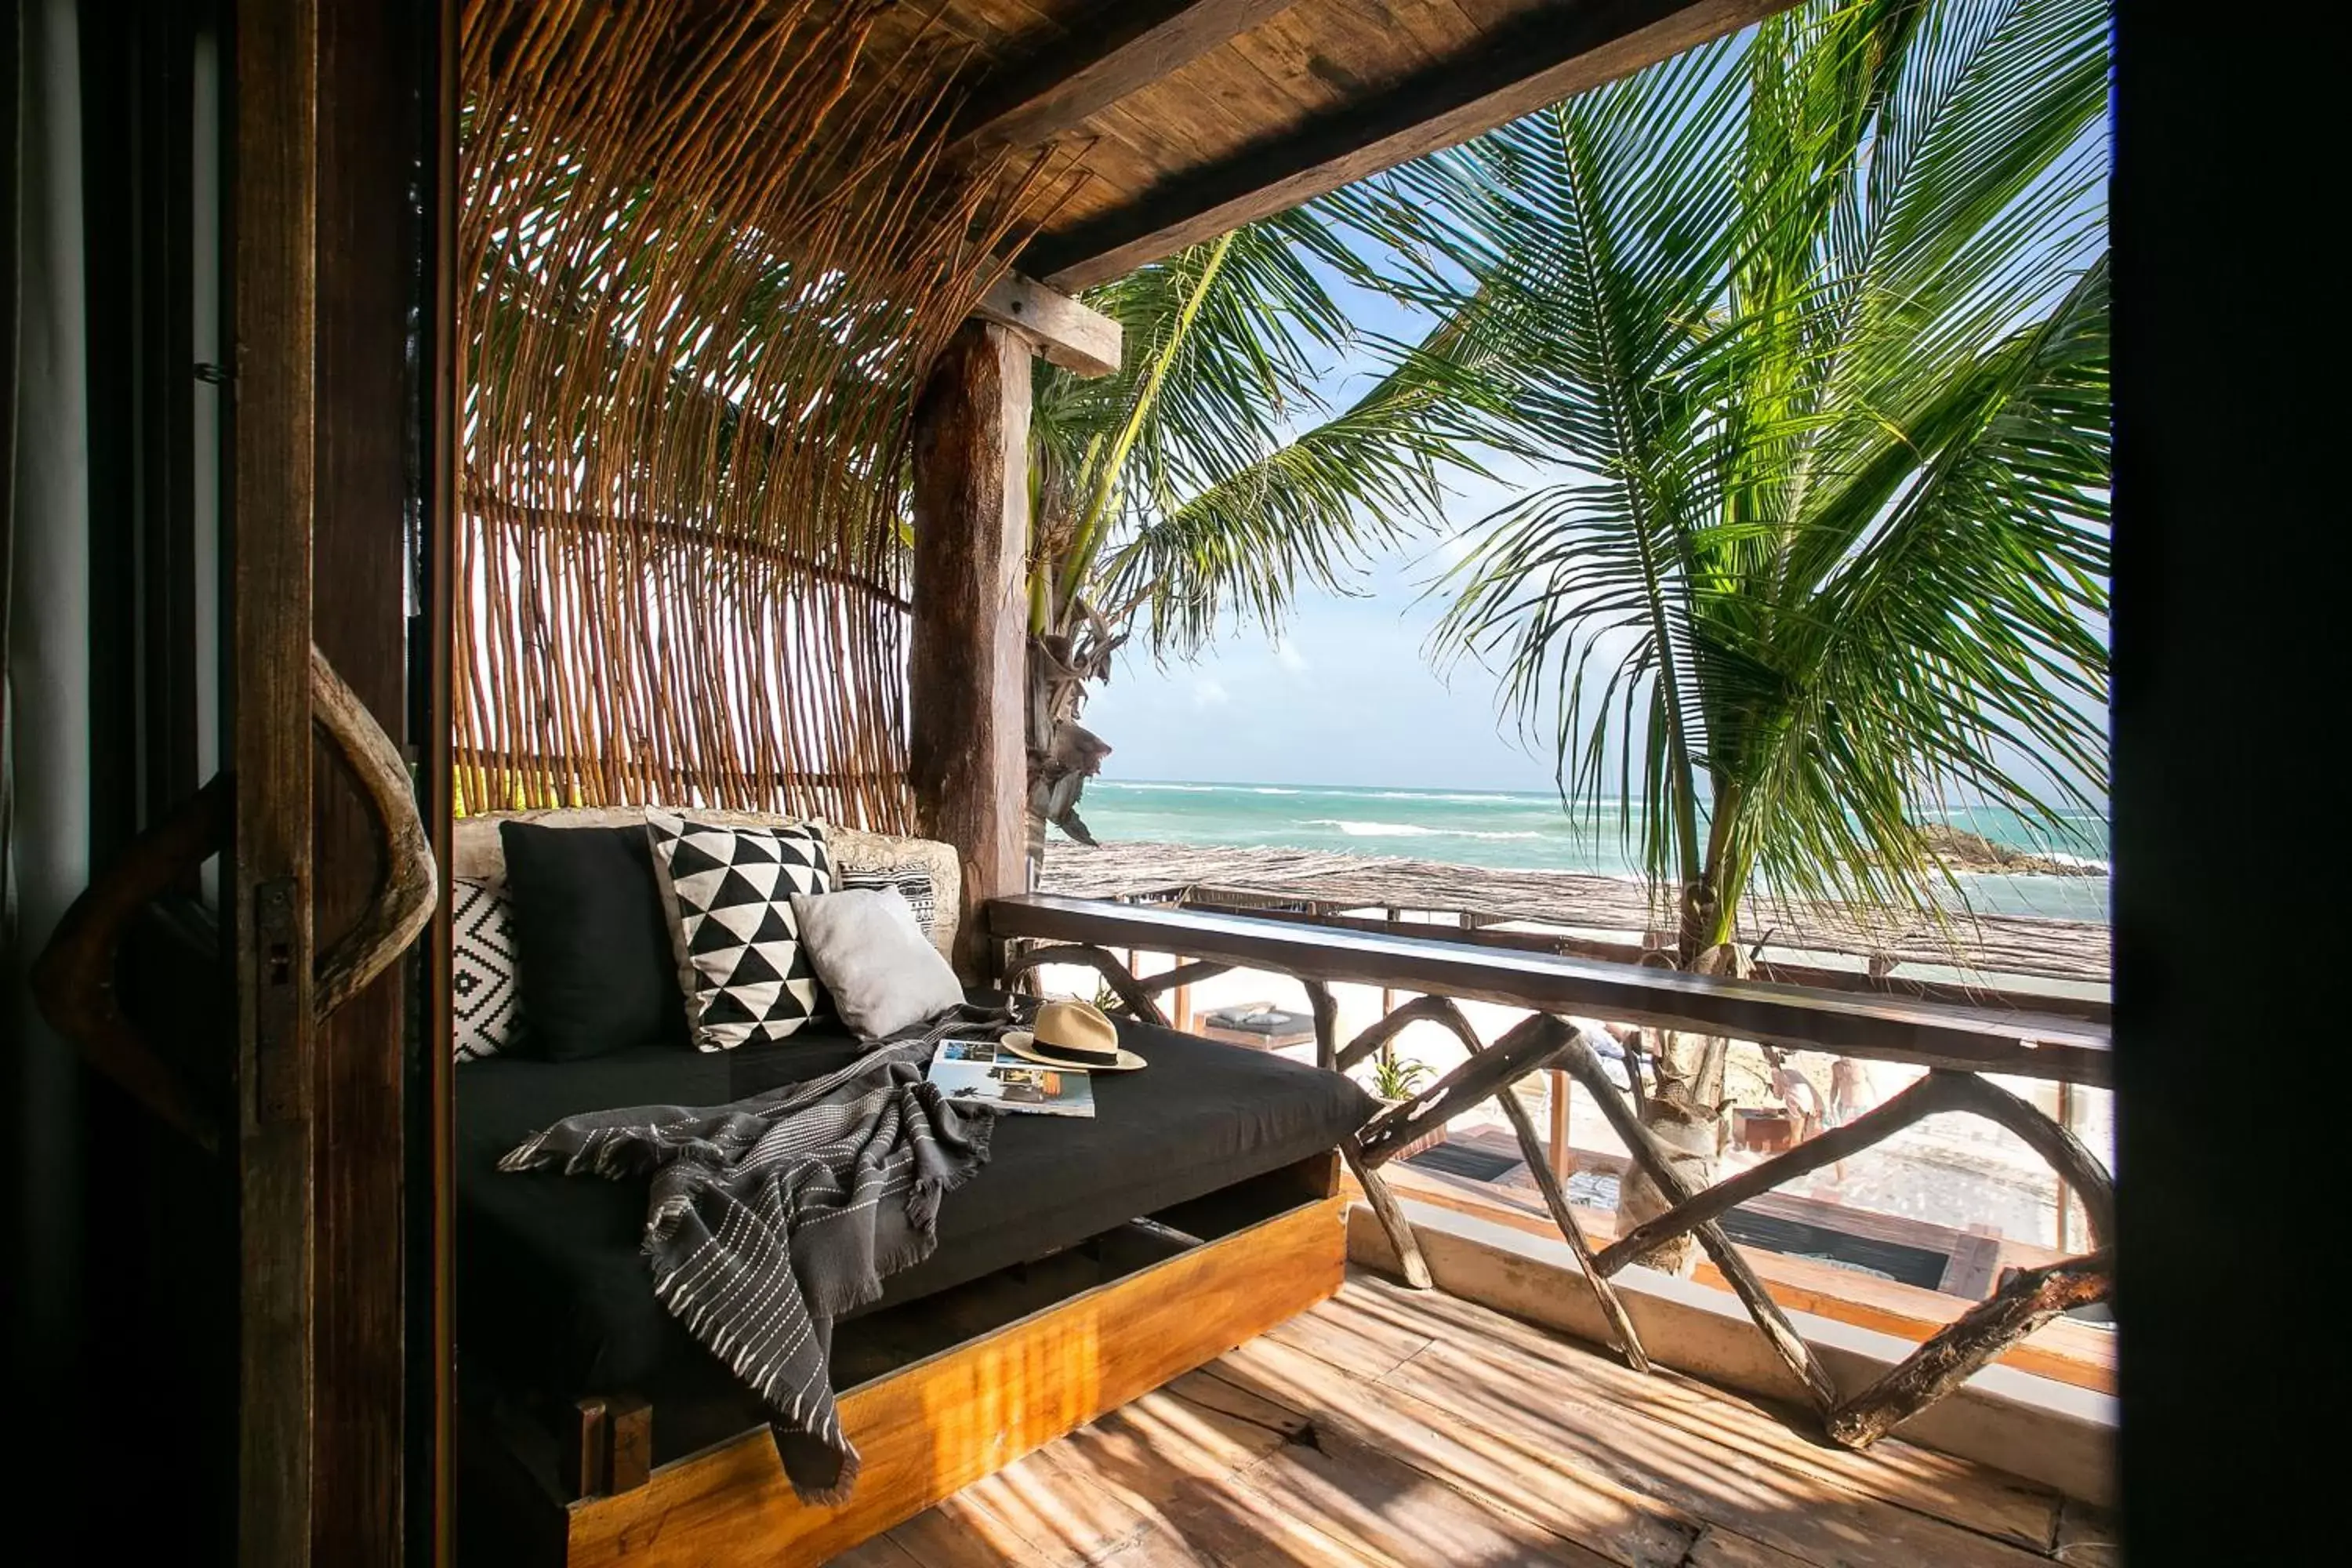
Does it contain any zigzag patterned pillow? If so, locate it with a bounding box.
[452,877,524,1062]
[644,810,833,1051]
[836,866,938,941]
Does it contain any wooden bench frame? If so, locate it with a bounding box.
[465,1151,1346,1566]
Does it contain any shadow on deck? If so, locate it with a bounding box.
[823,1268,2118,1567]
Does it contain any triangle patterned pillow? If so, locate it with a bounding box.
[644,810,833,1051]
[452,877,524,1062]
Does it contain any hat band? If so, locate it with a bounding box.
[1025,1036,1120,1065]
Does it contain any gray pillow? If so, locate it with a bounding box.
[789,887,964,1039]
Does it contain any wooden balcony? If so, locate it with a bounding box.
[830,1268,2118,1567]
[985,893,2115,1519]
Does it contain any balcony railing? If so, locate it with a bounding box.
[986,891,2114,1456]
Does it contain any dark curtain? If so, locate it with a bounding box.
[6,2,100,1527]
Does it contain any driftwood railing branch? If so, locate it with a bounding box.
[1554,1025,1843,1414]
[1595,1069,1972,1273]
[1828,1248,2111,1446]
[1001,943,1240,1027]
[1944,1073,2116,1246]
[1149,959,1234,994]
[1356,1012,1578,1164]
[1340,1135,1431,1290]
[1419,1007,1650,1372]
[1338,993,1468,1073]
[989,894,2116,1451]
[1001,943,1171,1025]
[1302,979,1340,1071]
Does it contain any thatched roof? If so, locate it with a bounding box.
[533,0,1798,290]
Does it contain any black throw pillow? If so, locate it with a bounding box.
[499,822,688,1060]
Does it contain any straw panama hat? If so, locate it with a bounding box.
[1004,999,1148,1073]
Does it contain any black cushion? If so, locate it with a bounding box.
[498,822,688,1061]
[455,1007,1375,1454]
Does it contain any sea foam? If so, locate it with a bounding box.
[1308,818,1545,842]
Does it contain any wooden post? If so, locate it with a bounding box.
[1381,907,1399,1014]
[234,2,320,1562]
[910,321,1033,982]
[2056,1080,2079,1252]
[1304,978,1339,1072]
[1548,1068,1574,1180]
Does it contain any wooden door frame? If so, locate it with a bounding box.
[423,1,461,1561]
[230,0,455,1561]
[230,1,320,1560]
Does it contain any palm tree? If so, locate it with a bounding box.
[1347,0,2110,1265]
[1019,208,1485,873]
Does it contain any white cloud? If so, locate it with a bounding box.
[1273,638,1309,676]
[1432,530,1479,570]
[1189,677,1231,709]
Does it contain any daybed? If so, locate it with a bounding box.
[451,809,1373,1566]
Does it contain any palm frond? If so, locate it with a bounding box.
[1031,203,1483,655]
[1402,0,2108,944]
[1098,308,1501,655]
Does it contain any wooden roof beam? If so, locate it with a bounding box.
[972,269,1122,377]
[950,0,1301,153]
[1024,0,1796,290]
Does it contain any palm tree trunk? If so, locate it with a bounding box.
[1021,626,1116,887]
[1615,810,1745,1276]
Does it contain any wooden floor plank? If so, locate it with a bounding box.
[1258,1282,1436,1379]
[1211,1337,1704,1567]
[1385,1340,2051,1568]
[2053,1498,2121,1565]
[1457,1330,2057,1548]
[1339,1269,2063,1549]
[1055,1375,1310,1509]
[956,1444,1177,1566]
[1150,1482,1394,1568]
[823,1534,931,1568]
[1055,1393,1392,1568]
[1089,1523,1222,1568]
[1225,1416,1618,1566]
[1681,1526,1818,1568]
[886,1493,1048,1567]
[840,1271,2083,1568]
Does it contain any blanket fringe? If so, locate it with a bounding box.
[495,1131,549,1172]
[788,1443,862,1508]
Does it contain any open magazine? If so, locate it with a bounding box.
[926,1038,1097,1118]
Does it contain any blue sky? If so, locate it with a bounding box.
[1085,477,1570,793]
[1080,261,1573,793]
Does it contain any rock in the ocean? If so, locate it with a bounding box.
[1916,823,2098,877]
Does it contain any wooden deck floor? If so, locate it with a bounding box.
[822,1269,2118,1568]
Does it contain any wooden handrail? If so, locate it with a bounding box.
[1178,900,2111,1025]
[987,894,2111,1087]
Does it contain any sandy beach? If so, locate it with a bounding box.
[1031,826,2113,1263]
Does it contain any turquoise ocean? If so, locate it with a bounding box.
[1072,779,2110,924]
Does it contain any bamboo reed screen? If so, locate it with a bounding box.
[456,0,1077,827]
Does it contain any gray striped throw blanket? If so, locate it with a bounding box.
[499,1007,1011,1501]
